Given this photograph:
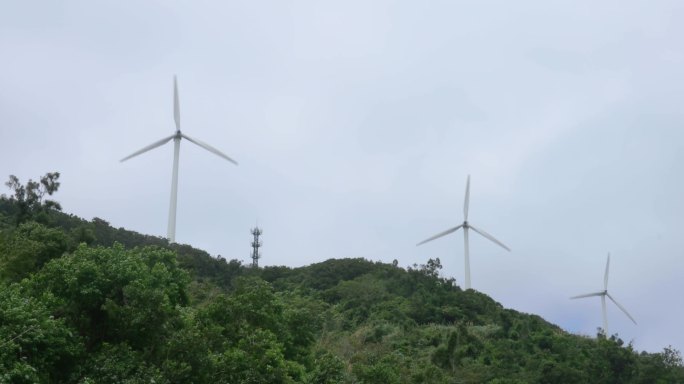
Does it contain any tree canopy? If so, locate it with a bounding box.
[1,174,683,383]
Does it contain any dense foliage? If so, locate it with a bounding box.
[1,173,683,383]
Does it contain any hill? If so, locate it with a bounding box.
[1,188,683,383]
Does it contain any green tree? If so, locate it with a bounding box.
[635,346,684,384]
[3,172,61,225]
[307,352,346,384]
[78,343,165,384]
[212,328,294,384]
[29,243,189,354]
[0,283,82,383]
[0,222,71,282]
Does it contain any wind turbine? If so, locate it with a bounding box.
[570,253,637,335]
[417,175,510,290]
[121,76,238,243]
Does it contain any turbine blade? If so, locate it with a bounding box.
[174,75,180,132]
[120,135,175,162]
[416,224,463,246]
[182,134,238,165]
[606,293,637,325]
[604,253,610,290]
[468,225,511,251]
[464,175,471,221]
[570,291,605,299]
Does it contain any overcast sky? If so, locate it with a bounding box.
[2,1,683,353]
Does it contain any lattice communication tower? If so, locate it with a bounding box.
[250,226,262,268]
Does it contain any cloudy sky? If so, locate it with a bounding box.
[2,1,683,353]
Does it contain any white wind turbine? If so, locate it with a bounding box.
[571,253,637,335]
[417,175,510,290]
[121,76,238,243]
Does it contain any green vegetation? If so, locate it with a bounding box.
[1,173,683,383]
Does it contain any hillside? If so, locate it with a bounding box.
[1,194,683,383]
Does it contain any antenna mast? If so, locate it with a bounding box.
[250,226,262,268]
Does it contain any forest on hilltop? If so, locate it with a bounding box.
[1,173,683,383]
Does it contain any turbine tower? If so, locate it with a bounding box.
[121,76,238,243]
[571,253,637,335]
[417,175,510,290]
